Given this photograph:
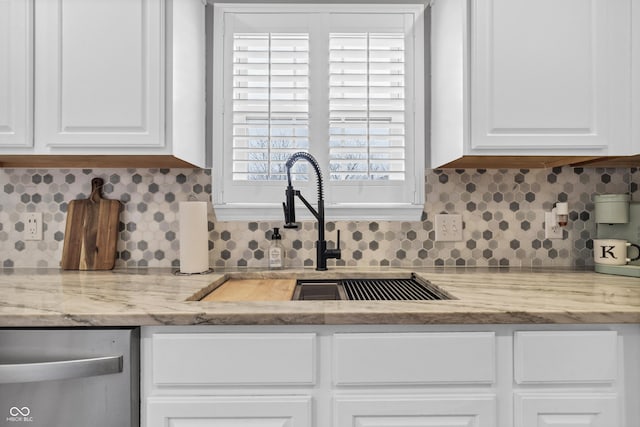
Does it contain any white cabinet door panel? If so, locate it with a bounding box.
[147,396,312,427]
[0,0,32,148]
[514,330,617,384]
[633,0,640,154]
[333,332,495,385]
[471,0,630,154]
[35,0,164,148]
[334,394,496,427]
[515,393,618,427]
[152,333,316,386]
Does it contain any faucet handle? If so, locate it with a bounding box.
[324,229,341,261]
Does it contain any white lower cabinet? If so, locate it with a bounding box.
[514,331,618,384]
[512,330,624,427]
[151,332,316,386]
[334,394,496,426]
[142,325,639,427]
[147,396,312,426]
[333,332,495,385]
[332,332,496,426]
[515,393,618,427]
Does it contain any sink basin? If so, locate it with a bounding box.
[291,276,453,301]
[291,281,347,300]
[191,273,455,302]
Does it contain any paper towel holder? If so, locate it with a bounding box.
[176,199,213,275]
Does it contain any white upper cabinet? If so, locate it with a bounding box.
[35,0,164,149]
[472,0,630,153]
[431,0,633,168]
[633,1,640,155]
[0,0,206,167]
[0,0,32,148]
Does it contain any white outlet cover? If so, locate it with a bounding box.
[544,211,563,239]
[24,212,43,241]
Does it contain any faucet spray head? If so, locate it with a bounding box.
[283,185,299,229]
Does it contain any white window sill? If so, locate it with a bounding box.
[212,203,425,222]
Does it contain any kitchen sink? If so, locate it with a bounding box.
[191,273,455,302]
[291,281,347,300]
[291,276,453,301]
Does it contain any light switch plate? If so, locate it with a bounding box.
[435,214,463,241]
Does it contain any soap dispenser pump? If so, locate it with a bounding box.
[269,227,284,270]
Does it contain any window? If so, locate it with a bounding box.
[231,31,310,183]
[329,32,406,182]
[212,4,425,221]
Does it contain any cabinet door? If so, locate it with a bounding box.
[151,332,316,386]
[334,394,496,427]
[633,0,640,155]
[515,393,618,427]
[146,396,312,427]
[514,330,617,384]
[333,332,495,386]
[35,0,164,150]
[0,0,32,148]
[471,0,631,155]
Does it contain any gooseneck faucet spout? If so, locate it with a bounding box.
[282,152,341,271]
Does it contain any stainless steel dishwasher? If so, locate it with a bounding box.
[0,328,139,427]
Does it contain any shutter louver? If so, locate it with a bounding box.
[232,33,310,182]
[329,32,406,181]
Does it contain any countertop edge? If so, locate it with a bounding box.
[2,267,640,327]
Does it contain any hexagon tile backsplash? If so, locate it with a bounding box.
[0,167,637,269]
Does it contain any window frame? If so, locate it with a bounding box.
[212,3,425,221]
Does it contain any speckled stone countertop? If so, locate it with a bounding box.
[1,267,639,326]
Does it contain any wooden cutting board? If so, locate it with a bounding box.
[200,279,296,301]
[61,178,122,270]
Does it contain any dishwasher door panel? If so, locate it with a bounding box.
[0,328,139,427]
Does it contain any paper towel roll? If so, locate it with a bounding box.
[179,201,209,274]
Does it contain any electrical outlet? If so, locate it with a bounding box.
[435,214,463,241]
[24,212,43,241]
[544,211,563,239]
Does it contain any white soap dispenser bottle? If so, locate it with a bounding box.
[269,227,284,270]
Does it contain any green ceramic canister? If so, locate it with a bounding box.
[594,194,630,224]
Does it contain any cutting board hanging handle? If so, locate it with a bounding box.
[90,178,105,203]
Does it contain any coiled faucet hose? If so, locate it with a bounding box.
[285,152,324,201]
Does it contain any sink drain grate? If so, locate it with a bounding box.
[342,278,451,301]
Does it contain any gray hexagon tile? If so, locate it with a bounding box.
[0,166,637,269]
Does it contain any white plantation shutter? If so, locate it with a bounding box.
[329,32,406,182]
[232,33,310,182]
[213,5,425,220]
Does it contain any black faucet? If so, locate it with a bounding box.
[282,152,341,271]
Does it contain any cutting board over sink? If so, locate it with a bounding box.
[200,279,297,301]
[61,178,122,270]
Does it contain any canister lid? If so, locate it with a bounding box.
[594,194,630,203]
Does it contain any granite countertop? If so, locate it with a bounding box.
[1,267,639,327]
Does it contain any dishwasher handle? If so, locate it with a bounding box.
[0,355,123,384]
